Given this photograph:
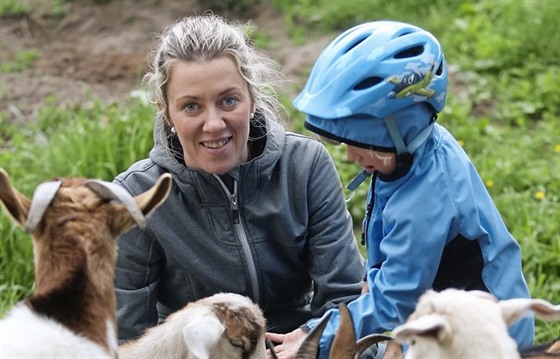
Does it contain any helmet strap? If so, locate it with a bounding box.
[383,116,435,155]
[345,116,435,192]
[383,116,407,154]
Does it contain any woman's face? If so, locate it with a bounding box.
[346,145,397,176]
[163,56,253,174]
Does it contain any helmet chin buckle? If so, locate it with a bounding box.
[346,169,373,191]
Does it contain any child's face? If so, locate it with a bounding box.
[346,145,397,176]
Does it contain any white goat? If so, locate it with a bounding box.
[393,288,560,359]
[0,167,172,358]
[119,292,267,359]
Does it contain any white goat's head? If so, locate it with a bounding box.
[393,289,560,359]
[183,293,267,359]
[120,292,267,359]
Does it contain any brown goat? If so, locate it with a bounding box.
[0,168,172,357]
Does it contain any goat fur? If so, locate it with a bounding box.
[0,168,171,358]
[393,288,560,359]
[119,292,267,359]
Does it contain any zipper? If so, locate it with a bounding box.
[214,175,260,302]
[361,173,377,246]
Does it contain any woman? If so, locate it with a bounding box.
[113,14,364,342]
[267,20,534,358]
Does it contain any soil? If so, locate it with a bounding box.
[0,0,332,124]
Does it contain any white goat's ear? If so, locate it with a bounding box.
[183,315,225,359]
[393,314,452,343]
[500,298,560,325]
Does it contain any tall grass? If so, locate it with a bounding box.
[1,0,558,342]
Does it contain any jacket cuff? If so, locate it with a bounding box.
[299,323,312,334]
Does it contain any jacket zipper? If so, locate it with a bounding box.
[214,175,260,303]
[361,173,377,246]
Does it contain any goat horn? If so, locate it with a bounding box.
[85,180,146,229]
[295,311,333,359]
[266,339,279,359]
[355,333,394,357]
[25,180,62,233]
[330,303,357,359]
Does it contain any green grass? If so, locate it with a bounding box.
[0,49,39,73]
[1,0,559,343]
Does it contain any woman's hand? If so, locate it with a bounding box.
[265,328,307,359]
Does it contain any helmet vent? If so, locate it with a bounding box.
[435,61,444,76]
[354,76,384,90]
[394,45,424,59]
[344,35,368,54]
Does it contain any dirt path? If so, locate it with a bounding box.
[0,0,331,125]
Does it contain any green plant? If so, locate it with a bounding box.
[0,0,29,16]
[0,50,39,73]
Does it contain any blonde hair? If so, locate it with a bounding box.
[368,150,395,166]
[144,13,286,128]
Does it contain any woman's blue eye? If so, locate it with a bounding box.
[184,103,198,112]
[223,96,239,107]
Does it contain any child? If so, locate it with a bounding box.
[266,20,534,358]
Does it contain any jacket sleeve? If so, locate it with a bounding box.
[313,156,459,358]
[305,143,364,316]
[113,182,163,342]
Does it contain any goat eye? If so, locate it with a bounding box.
[230,339,244,349]
[411,339,416,345]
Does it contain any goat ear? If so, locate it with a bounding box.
[0,168,31,228]
[500,298,560,325]
[183,315,225,359]
[393,314,452,343]
[133,173,172,218]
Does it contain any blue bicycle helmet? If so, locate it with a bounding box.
[294,20,447,155]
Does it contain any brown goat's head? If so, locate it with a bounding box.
[0,167,172,297]
[0,167,172,355]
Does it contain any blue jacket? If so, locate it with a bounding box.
[309,123,534,357]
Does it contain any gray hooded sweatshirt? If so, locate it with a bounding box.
[114,116,364,341]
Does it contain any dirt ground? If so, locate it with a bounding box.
[0,0,332,124]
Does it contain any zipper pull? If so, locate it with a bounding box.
[346,169,372,191]
[230,180,240,224]
[230,194,239,224]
